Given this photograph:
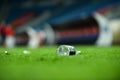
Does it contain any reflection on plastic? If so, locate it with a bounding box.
[57,45,81,56]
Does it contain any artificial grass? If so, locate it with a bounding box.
[0,45,120,80]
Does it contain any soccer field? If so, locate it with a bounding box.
[0,45,120,80]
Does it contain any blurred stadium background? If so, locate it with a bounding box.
[0,0,120,80]
[0,0,120,47]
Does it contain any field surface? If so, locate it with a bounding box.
[0,45,120,80]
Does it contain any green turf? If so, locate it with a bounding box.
[0,45,120,80]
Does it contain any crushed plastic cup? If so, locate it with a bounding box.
[57,45,81,56]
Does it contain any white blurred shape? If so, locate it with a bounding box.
[4,50,8,54]
[5,36,15,48]
[26,27,40,48]
[94,13,113,46]
[23,50,30,54]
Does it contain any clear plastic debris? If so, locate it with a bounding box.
[57,45,81,56]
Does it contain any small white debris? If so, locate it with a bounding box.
[23,50,30,54]
[4,50,9,55]
[76,50,81,54]
[5,51,8,54]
